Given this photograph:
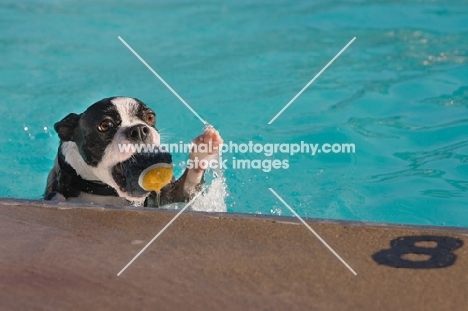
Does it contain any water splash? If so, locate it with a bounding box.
[162,155,228,212]
[162,123,228,212]
[190,157,228,212]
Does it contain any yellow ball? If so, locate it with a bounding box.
[138,163,173,193]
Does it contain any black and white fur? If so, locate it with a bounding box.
[45,96,219,207]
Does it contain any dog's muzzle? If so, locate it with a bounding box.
[111,147,173,197]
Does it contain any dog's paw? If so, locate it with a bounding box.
[183,127,223,189]
[190,127,223,168]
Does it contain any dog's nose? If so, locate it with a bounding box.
[127,124,150,142]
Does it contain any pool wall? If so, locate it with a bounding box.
[0,198,467,310]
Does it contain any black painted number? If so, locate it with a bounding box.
[372,235,463,269]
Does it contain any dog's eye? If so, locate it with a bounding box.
[98,119,115,132]
[145,112,156,125]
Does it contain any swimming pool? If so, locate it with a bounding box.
[1,0,467,227]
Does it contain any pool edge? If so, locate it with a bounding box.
[1,197,467,233]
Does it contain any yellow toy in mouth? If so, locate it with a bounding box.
[138,163,173,193]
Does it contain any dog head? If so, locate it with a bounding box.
[55,97,161,204]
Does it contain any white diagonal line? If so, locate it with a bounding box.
[118,36,207,125]
[117,189,204,276]
[268,37,356,124]
[268,188,357,276]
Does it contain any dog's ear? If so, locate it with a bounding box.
[54,113,81,141]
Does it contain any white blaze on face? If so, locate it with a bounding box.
[113,97,143,127]
[99,97,161,201]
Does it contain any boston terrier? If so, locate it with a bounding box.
[44,96,223,207]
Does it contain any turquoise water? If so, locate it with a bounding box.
[1,0,468,227]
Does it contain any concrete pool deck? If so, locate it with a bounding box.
[1,199,467,310]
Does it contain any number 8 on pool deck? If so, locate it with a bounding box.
[373,235,463,269]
